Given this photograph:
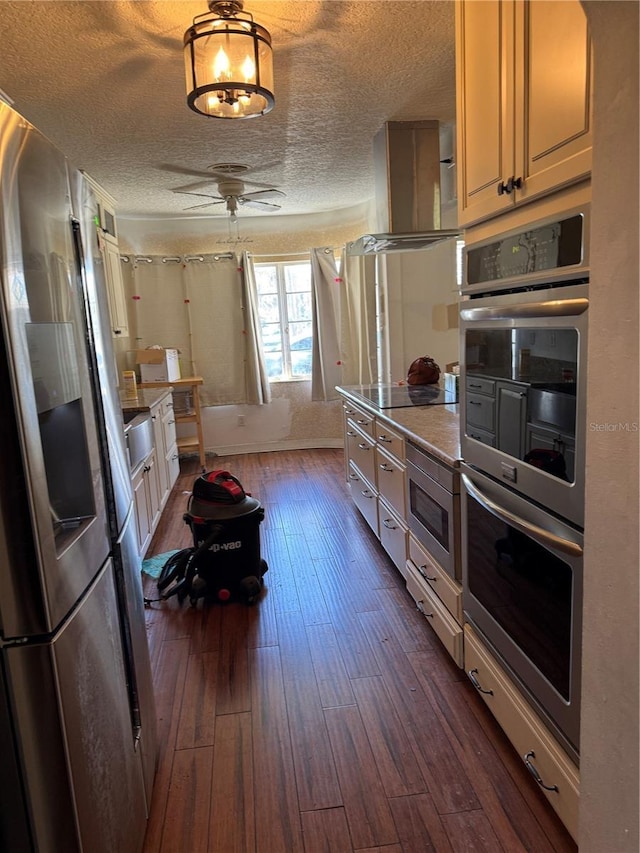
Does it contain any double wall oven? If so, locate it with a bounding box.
[459,205,589,763]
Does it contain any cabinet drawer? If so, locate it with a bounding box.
[467,425,496,446]
[375,422,405,462]
[406,571,463,666]
[348,463,379,536]
[466,393,495,431]
[375,445,406,518]
[378,498,408,575]
[466,376,496,396]
[344,403,375,438]
[464,625,579,841]
[408,534,463,624]
[346,424,376,486]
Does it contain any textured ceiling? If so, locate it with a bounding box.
[0,1,456,223]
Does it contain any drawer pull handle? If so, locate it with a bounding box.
[346,430,357,436]
[348,473,359,481]
[379,463,394,472]
[469,400,482,406]
[361,490,374,499]
[378,435,392,443]
[418,565,437,581]
[469,383,483,389]
[345,408,355,414]
[357,443,370,450]
[523,751,559,792]
[382,518,397,530]
[416,600,434,618]
[168,419,175,424]
[356,419,370,426]
[468,668,494,695]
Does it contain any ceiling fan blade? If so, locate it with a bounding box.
[241,189,286,201]
[239,199,282,212]
[182,201,226,211]
[159,163,217,180]
[173,190,224,202]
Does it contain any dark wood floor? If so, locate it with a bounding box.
[141,449,577,853]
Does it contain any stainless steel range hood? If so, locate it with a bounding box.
[347,120,461,256]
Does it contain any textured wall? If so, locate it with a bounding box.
[579,3,639,851]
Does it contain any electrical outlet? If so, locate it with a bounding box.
[238,414,245,426]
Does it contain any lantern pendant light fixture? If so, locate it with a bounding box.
[184,0,274,119]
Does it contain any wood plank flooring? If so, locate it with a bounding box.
[141,449,577,853]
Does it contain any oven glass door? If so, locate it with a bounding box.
[461,465,583,756]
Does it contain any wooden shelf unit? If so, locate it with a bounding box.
[139,376,206,469]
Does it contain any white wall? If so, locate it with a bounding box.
[580,3,639,850]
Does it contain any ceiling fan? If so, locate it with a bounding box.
[173,176,285,220]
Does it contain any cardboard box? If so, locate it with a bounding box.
[136,348,180,383]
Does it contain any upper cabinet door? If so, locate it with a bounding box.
[455,0,592,228]
[515,0,592,203]
[455,0,515,225]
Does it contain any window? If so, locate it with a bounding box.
[254,260,313,380]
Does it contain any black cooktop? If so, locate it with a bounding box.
[351,384,458,409]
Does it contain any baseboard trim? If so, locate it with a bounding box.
[180,439,344,459]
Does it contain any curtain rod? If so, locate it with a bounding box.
[121,253,234,264]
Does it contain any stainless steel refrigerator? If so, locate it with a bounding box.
[0,103,156,851]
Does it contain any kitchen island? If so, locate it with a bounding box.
[336,384,461,466]
[336,383,579,843]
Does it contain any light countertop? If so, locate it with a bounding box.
[337,385,461,468]
[120,387,172,413]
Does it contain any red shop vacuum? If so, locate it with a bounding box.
[157,470,268,606]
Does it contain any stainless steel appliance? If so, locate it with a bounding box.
[459,205,589,762]
[0,102,156,851]
[405,442,461,580]
[460,206,589,528]
[461,464,583,762]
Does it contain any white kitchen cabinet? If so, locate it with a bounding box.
[132,448,161,557]
[464,624,579,841]
[82,171,129,338]
[148,393,179,511]
[455,0,592,227]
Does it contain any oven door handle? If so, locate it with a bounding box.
[461,474,583,558]
[460,297,588,322]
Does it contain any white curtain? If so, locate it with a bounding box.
[310,247,342,401]
[339,251,377,386]
[130,254,269,406]
[129,257,192,369]
[240,251,271,404]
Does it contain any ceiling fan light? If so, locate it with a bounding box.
[184,0,274,119]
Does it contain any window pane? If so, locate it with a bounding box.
[289,321,312,350]
[264,352,283,379]
[260,322,282,352]
[287,291,312,322]
[285,265,311,292]
[258,293,280,323]
[255,265,277,294]
[291,349,312,376]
